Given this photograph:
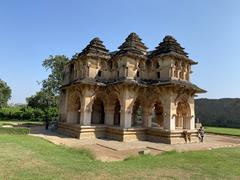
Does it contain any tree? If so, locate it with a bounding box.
[0,79,11,108]
[26,91,58,110]
[26,55,68,112]
[41,55,69,95]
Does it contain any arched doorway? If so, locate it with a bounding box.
[114,100,121,126]
[176,101,191,129]
[151,102,164,128]
[91,98,105,124]
[131,100,143,127]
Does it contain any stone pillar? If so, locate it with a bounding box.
[80,109,92,126]
[190,116,195,130]
[105,107,114,125]
[143,108,152,128]
[120,110,132,128]
[163,96,176,131]
[80,97,92,126]
[189,97,195,130]
[119,87,135,128]
[80,89,95,126]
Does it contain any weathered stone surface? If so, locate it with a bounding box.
[59,33,205,144]
[78,37,110,59]
[116,32,148,58]
[151,35,188,57]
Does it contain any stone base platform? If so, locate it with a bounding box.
[58,122,200,144]
[147,128,199,144]
[58,122,105,139]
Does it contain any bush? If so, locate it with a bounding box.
[21,106,35,120]
[0,106,58,121]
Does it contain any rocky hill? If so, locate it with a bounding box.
[195,98,240,128]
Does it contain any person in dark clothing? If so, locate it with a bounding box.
[45,115,49,130]
[198,126,205,142]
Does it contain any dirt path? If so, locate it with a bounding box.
[29,126,240,162]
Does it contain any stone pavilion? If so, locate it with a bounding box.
[58,33,205,144]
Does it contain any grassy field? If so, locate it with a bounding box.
[0,127,29,134]
[0,135,240,179]
[0,120,43,126]
[205,126,240,136]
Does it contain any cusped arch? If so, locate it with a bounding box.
[131,98,144,127]
[151,101,164,128]
[175,92,189,106]
[68,90,81,111]
[67,90,81,124]
[176,101,191,129]
[91,97,105,124]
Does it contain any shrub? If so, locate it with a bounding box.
[0,105,58,121]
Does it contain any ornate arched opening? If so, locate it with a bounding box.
[151,102,164,128]
[131,100,143,127]
[67,94,81,124]
[176,101,191,129]
[91,98,105,124]
[114,100,121,126]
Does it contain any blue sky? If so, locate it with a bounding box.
[0,0,240,103]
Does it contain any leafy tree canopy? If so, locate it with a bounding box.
[26,91,58,110]
[27,55,68,111]
[41,55,69,95]
[0,79,11,108]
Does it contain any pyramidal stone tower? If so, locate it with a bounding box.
[58,33,205,144]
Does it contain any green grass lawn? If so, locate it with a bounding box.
[205,126,240,136]
[0,127,30,135]
[0,135,240,179]
[0,120,43,126]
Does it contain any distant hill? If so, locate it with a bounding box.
[195,98,240,128]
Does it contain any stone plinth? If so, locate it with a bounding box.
[58,122,200,144]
